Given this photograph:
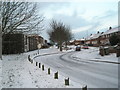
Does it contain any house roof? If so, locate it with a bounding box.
[80,38,85,41]
[86,33,101,40]
[102,27,119,35]
[86,27,119,40]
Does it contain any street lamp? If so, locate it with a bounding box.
[37,43,41,54]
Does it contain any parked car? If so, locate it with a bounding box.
[75,46,81,51]
[82,46,89,49]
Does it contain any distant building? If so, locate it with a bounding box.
[74,40,81,45]
[85,32,101,46]
[69,39,85,45]
[84,27,120,46]
[2,33,25,54]
[2,33,45,54]
[27,35,45,51]
[100,27,120,45]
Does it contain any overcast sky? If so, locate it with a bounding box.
[37,1,118,41]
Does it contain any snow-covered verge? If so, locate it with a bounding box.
[71,47,118,63]
[1,47,80,88]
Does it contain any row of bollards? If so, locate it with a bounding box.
[28,55,87,89]
[35,61,70,86]
[35,61,44,71]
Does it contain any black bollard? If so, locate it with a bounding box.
[39,63,41,68]
[82,85,87,90]
[65,78,69,86]
[36,62,38,66]
[42,65,44,71]
[48,68,50,75]
[28,55,30,61]
[54,72,58,79]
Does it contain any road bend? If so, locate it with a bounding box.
[34,51,118,88]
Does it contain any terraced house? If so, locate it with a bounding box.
[100,27,120,45]
[85,27,120,46]
[85,31,101,47]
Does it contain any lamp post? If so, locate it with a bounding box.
[37,43,41,54]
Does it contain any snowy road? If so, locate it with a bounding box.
[34,50,118,88]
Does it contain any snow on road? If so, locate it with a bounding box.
[34,46,118,88]
[71,47,118,63]
[1,47,80,88]
[0,46,119,88]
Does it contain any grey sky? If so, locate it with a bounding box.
[37,1,118,41]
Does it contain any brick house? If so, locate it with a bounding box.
[74,40,81,45]
[84,27,120,46]
[100,27,120,45]
[85,32,101,46]
[69,39,85,45]
[28,35,45,51]
[2,33,45,54]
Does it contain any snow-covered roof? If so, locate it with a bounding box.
[86,27,119,40]
[102,27,119,35]
[80,38,85,41]
[69,40,74,42]
[86,33,101,40]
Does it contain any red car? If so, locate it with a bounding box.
[82,46,89,49]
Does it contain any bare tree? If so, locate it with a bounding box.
[48,20,73,51]
[0,2,44,36]
[0,2,44,59]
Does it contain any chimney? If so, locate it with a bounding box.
[109,27,112,30]
[97,31,100,34]
[101,32,104,34]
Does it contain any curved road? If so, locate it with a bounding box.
[34,51,118,88]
